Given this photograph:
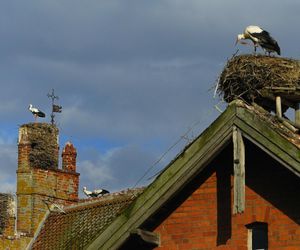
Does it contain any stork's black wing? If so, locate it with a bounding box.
[251,30,281,55]
[250,30,272,43]
[37,111,46,118]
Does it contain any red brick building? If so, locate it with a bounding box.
[87,100,300,250]
[0,100,299,249]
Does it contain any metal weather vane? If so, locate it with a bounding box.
[47,89,62,125]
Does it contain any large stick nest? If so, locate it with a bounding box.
[218,55,300,110]
[21,123,59,169]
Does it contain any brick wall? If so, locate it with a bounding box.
[0,123,80,249]
[16,123,79,235]
[0,237,31,250]
[0,194,15,236]
[154,171,219,249]
[16,168,79,234]
[153,142,300,249]
[0,193,29,249]
[62,142,77,172]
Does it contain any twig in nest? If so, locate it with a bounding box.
[232,49,239,58]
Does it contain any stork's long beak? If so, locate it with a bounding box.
[235,38,249,46]
[240,41,249,45]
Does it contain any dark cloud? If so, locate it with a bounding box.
[0,143,17,193]
[0,1,299,192]
[78,144,157,195]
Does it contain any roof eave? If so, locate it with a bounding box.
[235,105,300,176]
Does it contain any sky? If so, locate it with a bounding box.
[0,1,299,197]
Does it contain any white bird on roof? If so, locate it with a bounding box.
[83,187,109,198]
[236,25,281,55]
[28,104,46,122]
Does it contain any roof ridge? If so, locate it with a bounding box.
[64,187,145,211]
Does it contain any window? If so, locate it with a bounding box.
[246,222,268,250]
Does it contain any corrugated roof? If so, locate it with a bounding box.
[31,188,144,250]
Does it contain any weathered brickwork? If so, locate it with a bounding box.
[0,237,31,250]
[0,194,15,236]
[154,145,300,250]
[62,142,77,172]
[0,123,80,249]
[16,168,79,234]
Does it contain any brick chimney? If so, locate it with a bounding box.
[62,142,77,172]
[17,123,59,170]
[16,123,79,235]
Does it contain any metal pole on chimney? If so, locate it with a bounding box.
[47,89,60,125]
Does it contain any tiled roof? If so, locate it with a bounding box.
[30,101,300,250]
[31,188,144,250]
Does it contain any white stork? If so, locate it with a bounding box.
[236,25,281,55]
[83,187,109,198]
[28,104,46,122]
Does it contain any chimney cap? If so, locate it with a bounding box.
[62,142,77,155]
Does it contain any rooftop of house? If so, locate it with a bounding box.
[29,99,300,249]
[157,99,300,181]
[30,188,144,250]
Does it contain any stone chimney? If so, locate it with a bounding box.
[16,123,79,235]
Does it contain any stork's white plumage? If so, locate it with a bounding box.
[83,187,93,197]
[83,186,109,198]
[28,104,46,122]
[236,25,281,55]
[93,188,110,196]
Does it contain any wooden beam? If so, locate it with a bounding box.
[232,126,245,214]
[259,91,297,109]
[131,229,160,246]
[275,115,299,132]
[276,96,282,118]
